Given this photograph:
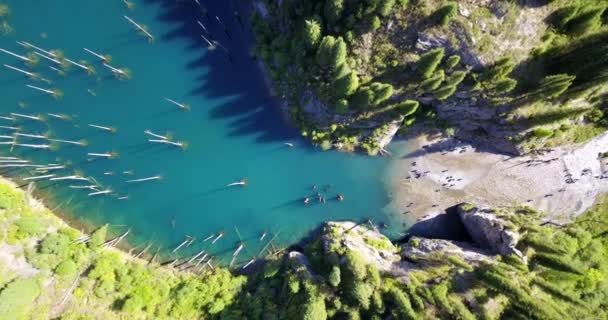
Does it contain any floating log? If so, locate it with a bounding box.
[69,185,97,190]
[0,156,18,160]
[200,34,217,50]
[87,152,115,158]
[185,237,196,247]
[197,20,209,33]
[24,174,55,181]
[284,142,294,148]
[88,189,111,196]
[260,232,267,241]
[0,116,15,121]
[163,97,190,111]
[232,243,244,258]
[25,84,62,98]
[19,41,57,57]
[12,143,50,149]
[203,234,214,242]
[11,112,42,121]
[205,258,215,270]
[4,64,39,79]
[0,159,29,163]
[193,253,209,268]
[63,58,91,72]
[0,126,19,130]
[48,138,86,146]
[227,180,246,187]
[104,229,130,247]
[258,232,281,257]
[113,229,130,247]
[187,250,206,264]
[144,130,168,140]
[35,165,64,171]
[33,51,61,65]
[49,66,63,74]
[172,236,192,253]
[0,48,32,62]
[211,232,224,244]
[88,124,115,132]
[0,135,13,139]
[124,15,154,41]
[125,175,161,183]
[102,63,124,74]
[14,133,46,139]
[0,163,43,168]
[117,196,129,200]
[83,48,109,62]
[242,258,255,270]
[148,139,184,148]
[50,175,88,181]
[134,243,152,259]
[47,113,69,120]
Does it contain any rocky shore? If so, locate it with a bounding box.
[386,132,608,225]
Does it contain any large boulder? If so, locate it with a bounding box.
[457,205,525,260]
[402,237,491,265]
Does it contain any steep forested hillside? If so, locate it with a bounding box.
[252,0,608,154]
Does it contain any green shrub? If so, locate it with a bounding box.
[55,259,78,277]
[0,278,40,320]
[14,216,45,240]
[89,224,108,249]
[349,282,373,310]
[370,15,381,31]
[344,251,367,281]
[532,127,554,138]
[329,266,341,287]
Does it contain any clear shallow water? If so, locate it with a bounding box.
[0,0,406,264]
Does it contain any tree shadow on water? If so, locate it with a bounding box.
[143,0,295,143]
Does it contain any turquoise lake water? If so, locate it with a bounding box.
[0,0,409,264]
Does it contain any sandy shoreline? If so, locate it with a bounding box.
[386,133,608,224]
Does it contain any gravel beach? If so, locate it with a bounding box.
[386,133,608,224]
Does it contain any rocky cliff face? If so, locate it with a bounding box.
[457,205,526,261]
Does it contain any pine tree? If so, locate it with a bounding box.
[303,19,321,49]
[566,7,605,36]
[334,71,359,97]
[324,0,344,25]
[537,74,576,99]
[420,70,445,92]
[395,100,419,116]
[433,3,457,26]
[417,48,445,79]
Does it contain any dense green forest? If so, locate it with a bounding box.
[1,178,607,319]
[252,0,608,154]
